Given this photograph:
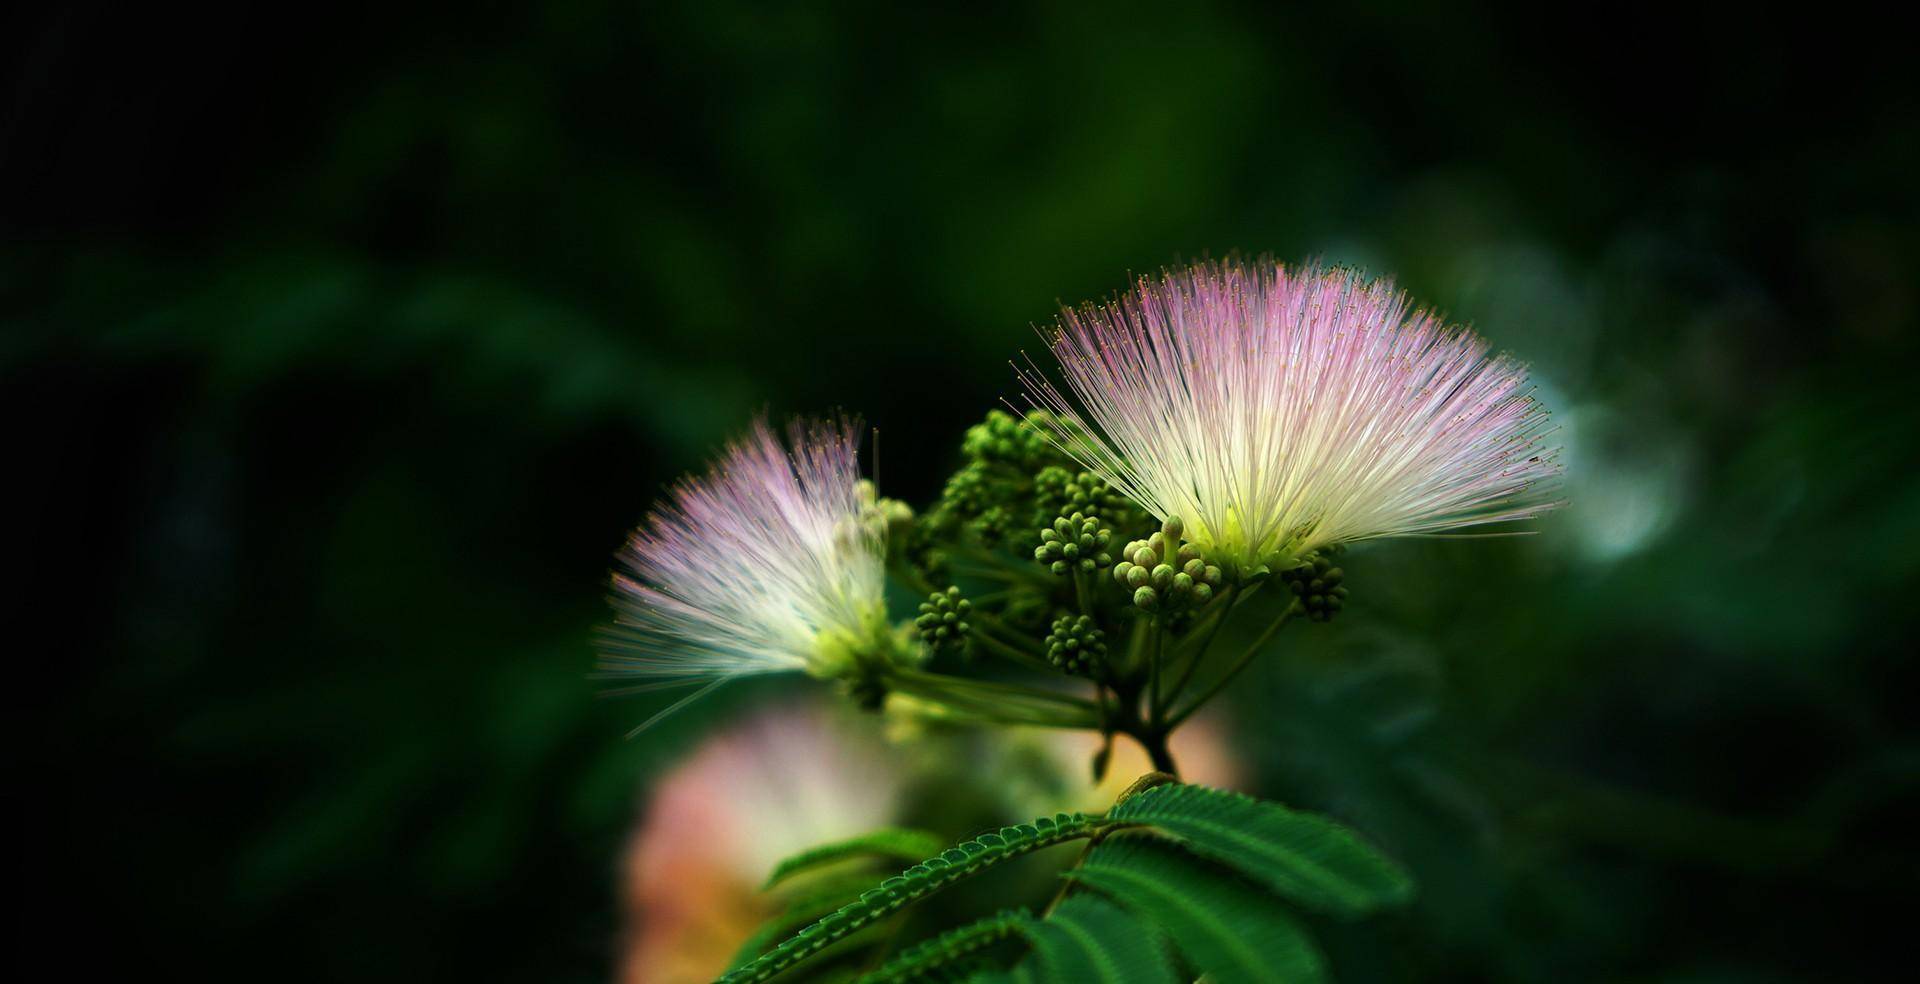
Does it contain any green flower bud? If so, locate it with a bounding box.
[912,586,973,651]
[1110,515,1226,618]
[854,479,914,542]
[935,458,1020,546]
[1045,614,1109,676]
[1032,511,1113,575]
[972,505,1013,545]
[1033,466,1139,531]
[961,409,1056,470]
[1280,550,1350,623]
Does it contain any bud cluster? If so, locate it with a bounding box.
[1033,466,1137,531]
[855,479,913,542]
[1034,512,1112,575]
[913,586,972,650]
[1045,614,1108,676]
[961,409,1056,471]
[935,464,1015,545]
[1280,552,1348,622]
[1111,516,1224,615]
[919,410,1083,555]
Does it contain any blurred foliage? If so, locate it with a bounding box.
[5,1,1916,981]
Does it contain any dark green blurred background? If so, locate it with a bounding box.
[6,2,1916,980]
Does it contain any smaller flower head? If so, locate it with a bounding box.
[598,415,891,727]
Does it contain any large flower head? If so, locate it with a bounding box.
[599,415,891,715]
[1018,260,1562,573]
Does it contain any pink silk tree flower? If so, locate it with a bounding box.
[598,416,891,730]
[1019,260,1562,573]
[618,700,906,983]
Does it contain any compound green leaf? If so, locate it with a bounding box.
[1014,894,1175,984]
[1069,836,1326,984]
[1109,783,1412,916]
[720,812,1102,984]
[856,909,1031,984]
[763,828,950,890]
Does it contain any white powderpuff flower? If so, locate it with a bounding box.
[618,699,905,982]
[1019,260,1563,572]
[598,415,889,729]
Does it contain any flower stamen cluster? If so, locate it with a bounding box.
[599,416,890,695]
[1019,259,1563,573]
